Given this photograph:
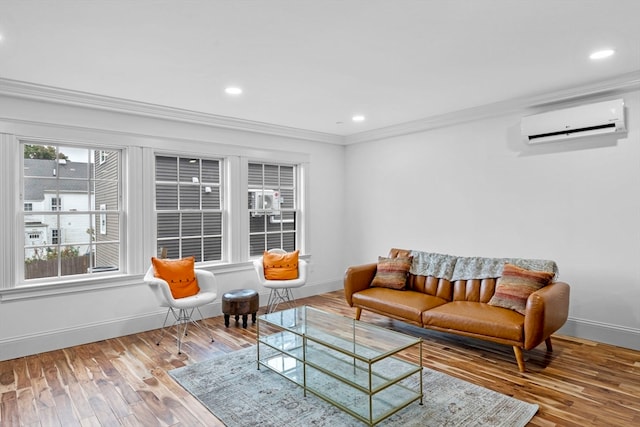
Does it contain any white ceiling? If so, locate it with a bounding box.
[1,0,639,138]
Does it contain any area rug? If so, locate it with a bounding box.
[169,346,538,427]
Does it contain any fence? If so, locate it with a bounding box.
[25,254,93,280]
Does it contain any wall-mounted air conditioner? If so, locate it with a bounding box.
[248,189,281,216]
[521,98,626,144]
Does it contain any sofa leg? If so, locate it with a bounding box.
[513,346,526,372]
[545,337,553,352]
[355,307,362,320]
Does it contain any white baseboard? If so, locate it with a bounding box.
[0,279,343,362]
[558,317,640,351]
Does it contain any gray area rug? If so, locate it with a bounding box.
[169,346,538,427]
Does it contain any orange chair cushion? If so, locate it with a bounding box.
[263,250,299,280]
[151,256,200,299]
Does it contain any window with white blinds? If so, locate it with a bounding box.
[155,155,223,262]
[248,162,297,257]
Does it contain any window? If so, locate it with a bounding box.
[99,204,107,234]
[22,143,122,280]
[51,229,59,245]
[155,155,223,262]
[248,162,298,256]
[51,197,61,211]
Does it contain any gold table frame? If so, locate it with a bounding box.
[257,306,423,426]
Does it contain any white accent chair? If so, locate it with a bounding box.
[253,249,308,313]
[144,265,218,354]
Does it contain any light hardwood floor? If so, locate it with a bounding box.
[1,290,639,427]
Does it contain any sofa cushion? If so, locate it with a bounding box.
[488,263,555,315]
[353,288,447,324]
[370,256,413,290]
[423,301,524,342]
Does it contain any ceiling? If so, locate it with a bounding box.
[1,0,639,139]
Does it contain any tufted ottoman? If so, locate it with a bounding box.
[221,289,259,328]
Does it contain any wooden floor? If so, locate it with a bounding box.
[1,290,639,427]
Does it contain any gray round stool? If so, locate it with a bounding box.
[221,289,259,328]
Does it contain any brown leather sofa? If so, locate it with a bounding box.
[344,248,570,372]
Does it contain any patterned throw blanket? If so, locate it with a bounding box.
[409,250,558,281]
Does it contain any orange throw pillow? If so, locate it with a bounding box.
[263,250,299,280]
[151,256,200,299]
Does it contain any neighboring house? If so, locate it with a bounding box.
[23,158,94,260]
[23,153,119,272]
[92,149,119,270]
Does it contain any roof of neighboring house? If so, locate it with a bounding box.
[23,159,93,201]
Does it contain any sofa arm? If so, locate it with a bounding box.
[523,281,570,350]
[343,263,377,306]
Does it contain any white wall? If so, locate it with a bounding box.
[0,94,346,361]
[344,91,640,350]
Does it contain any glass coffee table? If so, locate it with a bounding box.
[257,306,423,426]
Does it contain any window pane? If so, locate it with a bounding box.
[266,234,282,250]
[156,156,177,181]
[179,185,200,209]
[91,243,120,273]
[264,164,279,187]
[156,184,178,210]
[250,235,265,257]
[250,215,266,233]
[59,246,87,277]
[179,158,200,183]
[280,166,294,186]
[202,186,220,209]
[58,159,90,179]
[93,179,119,211]
[203,212,222,236]
[248,163,263,187]
[279,188,295,209]
[204,237,222,261]
[281,212,296,231]
[57,179,90,211]
[157,213,179,238]
[182,238,202,262]
[182,212,201,237]
[282,233,296,252]
[25,247,59,279]
[158,239,179,259]
[93,213,119,241]
[202,160,220,183]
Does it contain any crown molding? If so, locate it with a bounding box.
[2,72,638,147]
[344,70,640,145]
[0,78,343,145]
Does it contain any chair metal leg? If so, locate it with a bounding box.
[266,288,297,313]
[156,307,214,354]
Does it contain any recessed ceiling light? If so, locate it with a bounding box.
[225,87,243,95]
[352,115,365,122]
[589,49,615,60]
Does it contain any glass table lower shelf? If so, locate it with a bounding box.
[257,306,423,426]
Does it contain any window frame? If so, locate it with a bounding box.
[247,161,301,256]
[0,128,310,297]
[153,153,225,264]
[17,140,125,285]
